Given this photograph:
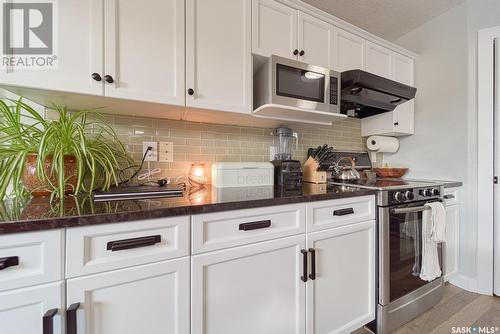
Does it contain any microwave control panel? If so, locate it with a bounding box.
[330,77,339,105]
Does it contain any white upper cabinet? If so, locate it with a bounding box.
[365,41,392,78]
[0,0,103,95]
[186,0,252,113]
[103,0,185,106]
[252,0,298,60]
[298,12,334,69]
[333,28,365,72]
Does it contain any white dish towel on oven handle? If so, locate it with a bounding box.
[419,201,446,281]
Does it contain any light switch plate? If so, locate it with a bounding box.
[142,141,158,161]
[159,142,174,162]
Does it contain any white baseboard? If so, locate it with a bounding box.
[449,274,479,293]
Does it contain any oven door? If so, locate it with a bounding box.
[379,201,443,305]
[271,56,338,113]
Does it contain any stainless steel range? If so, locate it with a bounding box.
[329,159,445,333]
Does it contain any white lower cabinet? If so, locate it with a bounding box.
[66,257,190,334]
[306,220,376,334]
[444,204,459,281]
[191,235,306,334]
[0,281,64,334]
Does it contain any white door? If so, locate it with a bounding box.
[251,0,298,60]
[66,258,190,334]
[392,53,415,135]
[306,221,376,334]
[186,0,252,113]
[0,0,103,95]
[298,12,333,69]
[494,37,500,297]
[192,235,306,334]
[444,205,459,281]
[103,0,185,106]
[333,28,365,72]
[365,42,392,78]
[0,282,64,334]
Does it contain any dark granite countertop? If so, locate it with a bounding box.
[0,184,377,235]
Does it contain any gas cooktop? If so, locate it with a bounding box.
[329,178,441,191]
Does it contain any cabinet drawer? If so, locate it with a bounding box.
[192,203,305,254]
[443,187,460,206]
[306,196,376,232]
[0,230,63,292]
[66,217,189,278]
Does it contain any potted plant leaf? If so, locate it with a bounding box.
[0,98,132,200]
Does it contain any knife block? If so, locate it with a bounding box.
[303,157,328,184]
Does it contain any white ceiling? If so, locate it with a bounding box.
[301,0,465,41]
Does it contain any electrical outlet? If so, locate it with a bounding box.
[142,141,158,161]
[159,142,174,162]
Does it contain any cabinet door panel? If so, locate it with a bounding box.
[365,42,392,78]
[333,28,364,72]
[298,12,333,69]
[392,53,415,134]
[307,221,375,334]
[192,236,306,334]
[252,0,298,59]
[0,282,64,334]
[104,0,185,106]
[186,0,252,113]
[0,0,103,95]
[66,258,190,334]
[445,205,459,281]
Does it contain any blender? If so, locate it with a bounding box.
[271,126,303,190]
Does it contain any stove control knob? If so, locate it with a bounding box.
[404,191,415,201]
[420,189,433,197]
[432,188,440,196]
[394,192,405,202]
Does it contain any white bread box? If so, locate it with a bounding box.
[211,162,274,188]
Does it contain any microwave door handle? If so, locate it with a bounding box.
[293,132,298,150]
[391,205,430,214]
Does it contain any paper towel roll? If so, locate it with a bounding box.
[367,136,399,153]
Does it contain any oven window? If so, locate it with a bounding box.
[276,64,325,103]
[389,210,428,302]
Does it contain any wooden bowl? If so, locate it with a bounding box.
[372,167,409,179]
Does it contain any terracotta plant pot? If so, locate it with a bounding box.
[22,154,78,197]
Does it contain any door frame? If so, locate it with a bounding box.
[477,26,500,295]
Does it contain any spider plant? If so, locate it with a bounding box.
[0,98,132,200]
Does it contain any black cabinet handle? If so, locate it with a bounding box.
[333,208,354,216]
[91,73,102,82]
[239,220,271,231]
[308,248,316,280]
[299,50,305,56]
[187,88,195,95]
[66,303,80,334]
[0,256,19,270]
[293,49,299,55]
[107,235,161,251]
[103,75,114,83]
[43,308,58,334]
[301,249,308,282]
[443,194,455,199]
[394,122,399,126]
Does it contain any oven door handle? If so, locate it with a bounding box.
[391,205,430,214]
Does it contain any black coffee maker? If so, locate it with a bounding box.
[271,126,303,191]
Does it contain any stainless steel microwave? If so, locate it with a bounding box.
[253,55,341,114]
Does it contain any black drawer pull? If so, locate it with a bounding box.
[107,235,162,251]
[239,220,271,231]
[308,248,316,280]
[301,249,308,282]
[443,194,455,199]
[333,208,354,216]
[0,256,19,270]
[66,303,80,334]
[43,308,58,334]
